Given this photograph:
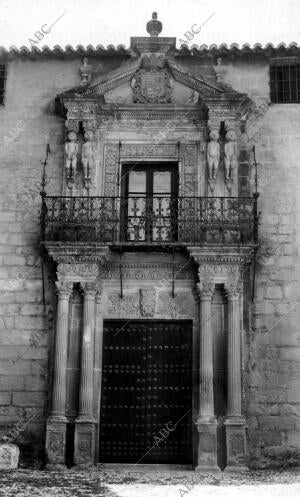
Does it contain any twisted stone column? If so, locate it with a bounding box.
[46,280,73,469]
[224,279,247,470]
[195,279,219,471]
[74,282,97,467]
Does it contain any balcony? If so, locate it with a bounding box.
[40,195,258,248]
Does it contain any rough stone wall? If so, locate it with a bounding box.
[224,57,300,467]
[0,56,89,465]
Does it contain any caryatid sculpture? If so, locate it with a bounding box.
[224,130,237,180]
[82,130,94,180]
[207,130,220,180]
[65,131,78,178]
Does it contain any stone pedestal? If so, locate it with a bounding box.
[74,421,96,468]
[195,420,219,471]
[74,282,96,467]
[45,420,68,470]
[224,417,247,471]
[45,281,73,469]
[224,281,247,470]
[0,444,19,470]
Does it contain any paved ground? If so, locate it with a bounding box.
[0,468,299,497]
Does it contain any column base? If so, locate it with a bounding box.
[45,418,68,467]
[74,419,96,466]
[195,418,220,471]
[224,416,248,470]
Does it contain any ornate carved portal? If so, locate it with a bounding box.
[44,246,253,470]
[43,13,257,471]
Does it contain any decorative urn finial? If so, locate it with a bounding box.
[146,12,162,37]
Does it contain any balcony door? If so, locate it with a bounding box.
[121,163,178,243]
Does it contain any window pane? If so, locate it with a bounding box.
[128,171,146,193]
[153,171,171,194]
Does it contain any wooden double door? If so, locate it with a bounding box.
[99,320,193,464]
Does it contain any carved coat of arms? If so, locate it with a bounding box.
[131,55,173,104]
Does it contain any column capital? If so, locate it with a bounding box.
[224,279,242,299]
[55,281,73,299]
[80,282,97,299]
[197,280,215,299]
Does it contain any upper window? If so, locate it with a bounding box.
[121,163,178,243]
[270,61,300,103]
[0,64,7,105]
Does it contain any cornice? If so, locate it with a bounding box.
[1,42,299,60]
[187,244,256,266]
[42,242,109,264]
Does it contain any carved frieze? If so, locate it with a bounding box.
[103,288,195,319]
[99,262,194,281]
[120,143,177,158]
[64,101,97,122]
[57,263,99,279]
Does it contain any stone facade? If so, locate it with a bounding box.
[0,15,299,469]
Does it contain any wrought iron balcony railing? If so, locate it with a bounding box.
[40,195,258,246]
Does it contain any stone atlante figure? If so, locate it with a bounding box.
[82,130,94,179]
[65,131,78,177]
[207,130,220,179]
[224,130,237,180]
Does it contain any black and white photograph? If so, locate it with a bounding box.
[0,0,299,495]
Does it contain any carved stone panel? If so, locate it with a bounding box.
[103,144,118,196]
[102,288,196,320]
[106,293,140,317]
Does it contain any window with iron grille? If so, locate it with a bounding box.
[0,64,7,105]
[270,61,300,103]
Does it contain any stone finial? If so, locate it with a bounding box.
[79,57,92,84]
[213,57,226,83]
[146,12,162,37]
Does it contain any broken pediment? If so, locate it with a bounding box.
[58,54,227,108]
